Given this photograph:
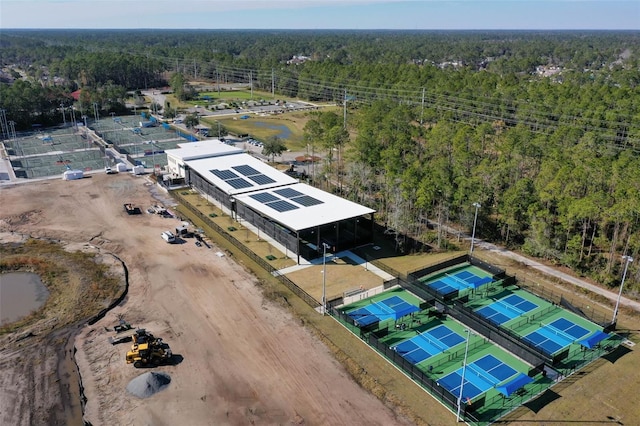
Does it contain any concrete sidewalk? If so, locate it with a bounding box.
[275,249,395,282]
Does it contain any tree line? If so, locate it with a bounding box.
[0,29,637,292]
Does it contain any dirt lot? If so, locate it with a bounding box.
[0,173,412,426]
[2,171,639,426]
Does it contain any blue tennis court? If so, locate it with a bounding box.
[427,270,493,295]
[437,355,519,400]
[523,317,589,354]
[548,318,590,340]
[476,294,539,325]
[392,324,465,365]
[347,295,419,327]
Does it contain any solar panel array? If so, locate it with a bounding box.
[249,188,325,213]
[210,165,276,190]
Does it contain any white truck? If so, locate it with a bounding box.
[161,231,176,243]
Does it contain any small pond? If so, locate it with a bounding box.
[251,121,292,139]
[0,272,50,325]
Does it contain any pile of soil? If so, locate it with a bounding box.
[126,372,171,398]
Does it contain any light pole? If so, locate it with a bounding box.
[470,202,481,254]
[612,255,634,325]
[456,329,472,423]
[322,242,330,315]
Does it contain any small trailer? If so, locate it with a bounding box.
[161,231,176,243]
[62,169,84,180]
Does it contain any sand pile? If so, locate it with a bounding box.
[126,372,171,398]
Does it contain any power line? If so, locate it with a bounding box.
[28,46,640,150]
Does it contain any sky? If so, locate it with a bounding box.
[2,0,639,30]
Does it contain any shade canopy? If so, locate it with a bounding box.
[579,330,610,349]
[496,373,533,397]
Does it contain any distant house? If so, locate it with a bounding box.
[286,55,310,65]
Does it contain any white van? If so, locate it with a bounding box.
[161,231,176,243]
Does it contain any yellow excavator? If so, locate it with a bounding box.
[125,329,172,368]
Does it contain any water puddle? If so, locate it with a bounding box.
[251,121,292,139]
[0,272,50,325]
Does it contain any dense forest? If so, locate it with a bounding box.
[0,29,638,293]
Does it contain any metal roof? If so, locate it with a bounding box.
[180,146,376,232]
[164,140,243,161]
[234,183,375,232]
[186,152,298,195]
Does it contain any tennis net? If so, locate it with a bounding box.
[445,273,473,289]
[541,323,575,342]
[370,300,395,316]
[466,363,499,386]
[496,300,523,315]
[416,332,448,352]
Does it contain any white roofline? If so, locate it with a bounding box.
[234,182,375,232]
[165,140,244,161]
[186,153,298,195]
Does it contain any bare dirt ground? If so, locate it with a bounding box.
[0,173,412,426]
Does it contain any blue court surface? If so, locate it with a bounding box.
[392,324,465,365]
[347,295,419,327]
[523,317,590,355]
[476,294,539,325]
[437,355,519,400]
[427,270,493,295]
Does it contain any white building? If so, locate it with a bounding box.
[164,140,244,178]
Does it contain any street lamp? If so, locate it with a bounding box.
[322,242,331,315]
[470,202,481,254]
[456,329,472,423]
[612,255,634,325]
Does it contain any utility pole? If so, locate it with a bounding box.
[343,89,347,129]
[420,87,425,125]
[612,255,634,325]
[0,109,9,140]
[470,202,481,254]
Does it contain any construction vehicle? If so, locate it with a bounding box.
[107,318,134,345]
[124,203,142,215]
[175,222,193,238]
[125,329,172,368]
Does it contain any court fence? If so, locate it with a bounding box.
[172,189,621,425]
[366,331,484,419]
[515,277,612,328]
[447,299,551,366]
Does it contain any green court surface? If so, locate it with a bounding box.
[10,149,104,179]
[5,115,200,179]
[332,256,622,425]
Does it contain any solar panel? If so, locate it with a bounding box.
[291,195,324,207]
[232,164,260,176]
[274,188,304,198]
[250,192,280,203]
[265,200,299,212]
[210,169,238,180]
[226,178,253,189]
[248,174,276,185]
